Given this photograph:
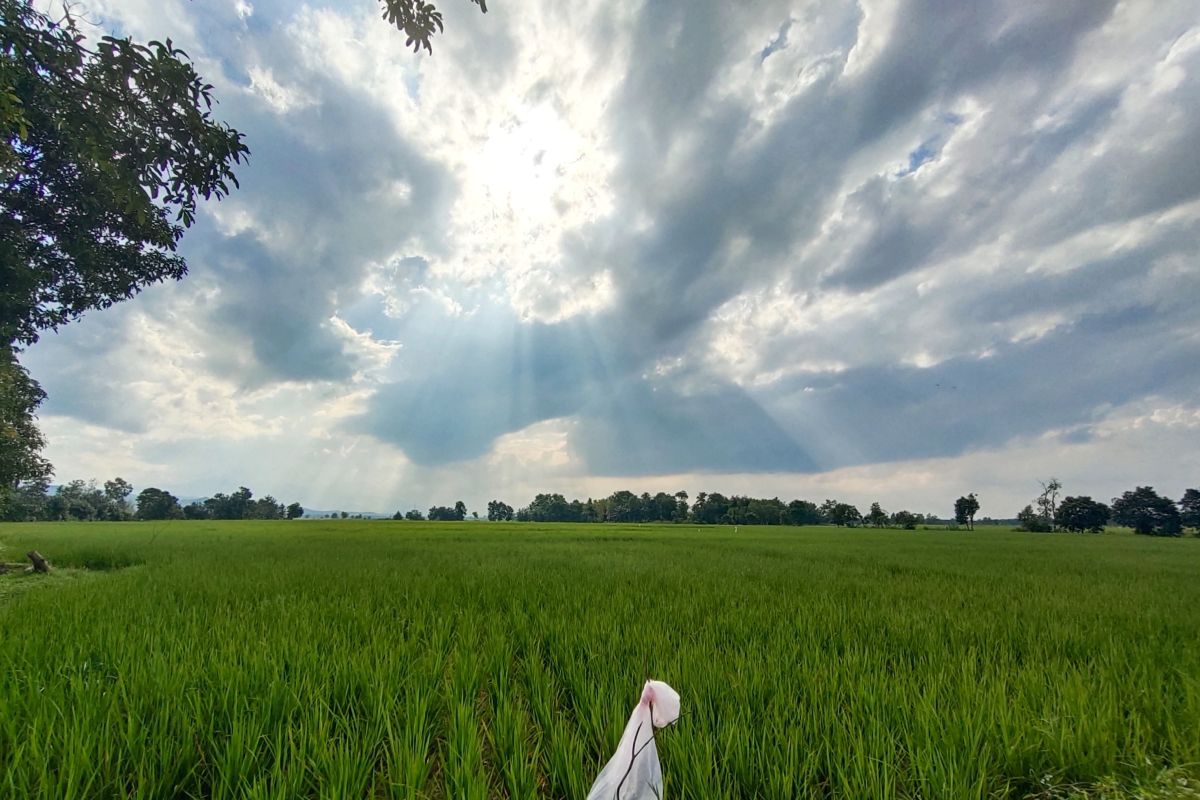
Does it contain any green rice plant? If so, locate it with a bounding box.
[383,685,435,799]
[0,521,1197,798]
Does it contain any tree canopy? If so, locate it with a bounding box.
[1054,496,1110,534]
[381,0,487,54]
[1,0,249,348]
[954,494,980,530]
[487,500,514,521]
[0,347,49,494]
[1179,488,1200,534]
[1111,486,1181,536]
[1016,504,1051,532]
[1,0,248,500]
[428,503,466,521]
[136,487,181,520]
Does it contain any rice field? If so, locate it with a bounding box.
[1,521,1198,799]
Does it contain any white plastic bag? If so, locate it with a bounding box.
[586,680,681,800]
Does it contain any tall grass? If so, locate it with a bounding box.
[0,521,1197,798]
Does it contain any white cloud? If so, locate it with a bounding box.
[19,0,1200,511]
[246,66,314,114]
[842,0,902,77]
[281,1,626,322]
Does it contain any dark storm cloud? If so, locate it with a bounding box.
[758,300,1200,469]
[598,0,1121,346]
[177,49,453,384]
[26,306,150,433]
[1023,111,1200,246]
[351,300,818,474]
[351,309,619,464]
[575,380,818,476]
[975,221,1200,325]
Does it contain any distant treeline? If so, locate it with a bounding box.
[3,476,1197,537]
[484,492,936,528]
[478,483,1199,537]
[0,479,302,522]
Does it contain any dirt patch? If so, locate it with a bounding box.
[0,541,131,601]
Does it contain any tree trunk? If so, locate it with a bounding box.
[27,550,50,573]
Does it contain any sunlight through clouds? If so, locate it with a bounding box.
[19,0,1200,513]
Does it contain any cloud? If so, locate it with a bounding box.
[591,0,1125,346]
[756,300,1200,469]
[574,379,819,476]
[20,0,1200,509]
[349,309,614,464]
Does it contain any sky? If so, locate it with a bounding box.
[21,0,1200,516]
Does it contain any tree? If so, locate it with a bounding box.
[622,489,649,522]
[182,500,208,520]
[1179,489,1200,534]
[1111,486,1181,536]
[1054,496,1110,534]
[673,491,689,522]
[649,492,678,522]
[203,486,255,519]
[247,495,284,519]
[0,475,47,520]
[380,0,488,54]
[405,509,425,521]
[827,502,861,527]
[1016,504,1051,532]
[103,477,133,520]
[866,502,888,528]
[136,487,181,520]
[819,499,838,523]
[1036,478,1063,532]
[487,500,514,521]
[890,510,918,530]
[953,493,980,530]
[286,502,304,520]
[53,478,105,520]
[428,505,464,521]
[1,2,249,348]
[518,493,576,522]
[787,500,821,526]
[0,348,50,504]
